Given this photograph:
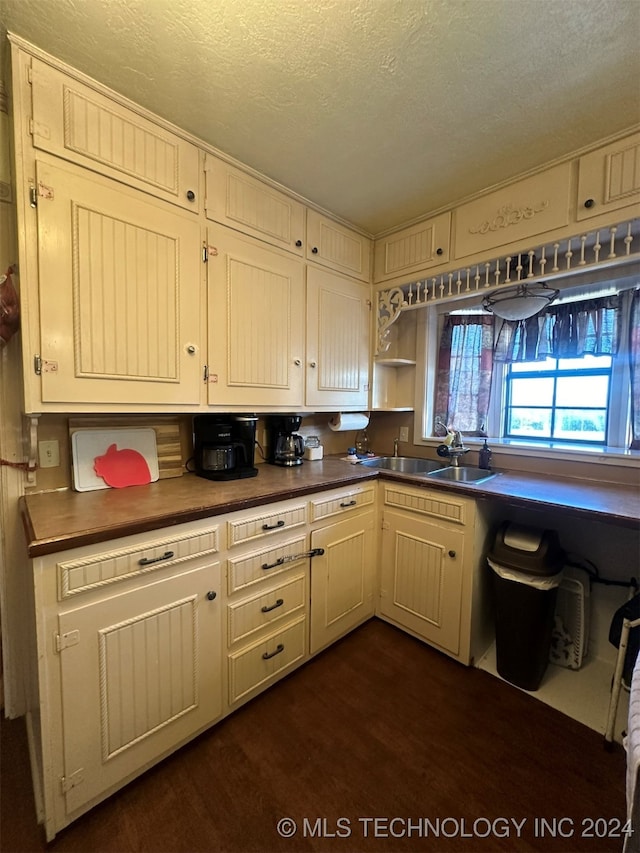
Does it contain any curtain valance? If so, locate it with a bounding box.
[493,294,622,363]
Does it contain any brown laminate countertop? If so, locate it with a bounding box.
[20,457,639,557]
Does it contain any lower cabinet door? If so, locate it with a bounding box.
[56,564,222,816]
[380,510,464,656]
[310,511,375,654]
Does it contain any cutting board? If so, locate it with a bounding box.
[72,429,159,492]
[68,417,183,480]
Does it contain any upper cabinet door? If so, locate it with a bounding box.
[306,211,371,282]
[576,132,640,221]
[305,267,370,409]
[373,212,451,283]
[30,58,201,213]
[35,158,203,406]
[205,156,305,255]
[206,225,305,408]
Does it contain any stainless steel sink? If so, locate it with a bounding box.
[358,456,443,474]
[427,466,497,484]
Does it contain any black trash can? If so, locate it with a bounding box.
[489,521,565,692]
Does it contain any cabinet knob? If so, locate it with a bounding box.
[206,590,217,601]
[309,361,317,368]
[312,247,319,254]
[186,345,197,354]
[186,190,196,202]
[436,247,443,255]
[584,198,595,209]
[294,358,302,366]
[295,239,303,247]
[448,550,456,558]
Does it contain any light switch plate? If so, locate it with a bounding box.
[399,427,409,442]
[38,440,60,468]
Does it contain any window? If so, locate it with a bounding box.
[504,355,612,444]
[422,284,639,455]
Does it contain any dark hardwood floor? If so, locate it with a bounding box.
[1,619,627,853]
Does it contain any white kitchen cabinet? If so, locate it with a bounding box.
[576,131,640,222]
[379,483,485,663]
[206,224,305,408]
[29,57,202,213]
[306,210,371,282]
[305,266,370,409]
[28,157,203,410]
[205,226,370,411]
[309,487,376,654]
[373,212,451,283]
[205,155,305,254]
[29,519,224,841]
[371,309,417,411]
[453,162,572,260]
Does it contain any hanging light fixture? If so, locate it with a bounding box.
[482,282,559,321]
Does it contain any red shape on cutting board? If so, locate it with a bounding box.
[93,444,152,488]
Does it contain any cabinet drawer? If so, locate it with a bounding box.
[227,535,308,594]
[310,486,376,523]
[383,485,470,526]
[228,615,307,704]
[227,572,306,646]
[57,524,221,600]
[227,503,307,547]
[453,162,572,260]
[30,59,201,213]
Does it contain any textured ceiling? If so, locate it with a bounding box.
[1,0,639,234]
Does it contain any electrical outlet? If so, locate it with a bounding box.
[399,427,409,442]
[38,440,60,468]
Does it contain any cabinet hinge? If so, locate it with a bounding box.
[202,244,208,263]
[367,299,372,311]
[55,629,80,652]
[203,365,209,384]
[381,519,390,531]
[33,355,42,375]
[29,185,37,208]
[28,118,34,136]
[27,65,33,85]
[60,768,84,794]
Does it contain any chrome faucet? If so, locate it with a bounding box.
[435,430,470,467]
[393,437,400,457]
[447,431,469,467]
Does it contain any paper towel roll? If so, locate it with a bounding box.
[328,413,370,432]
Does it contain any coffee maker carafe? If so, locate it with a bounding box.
[266,415,305,467]
[193,415,258,480]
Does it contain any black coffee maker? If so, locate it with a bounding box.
[266,415,305,467]
[193,415,258,480]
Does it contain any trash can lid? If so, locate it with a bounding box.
[488,521,565,576]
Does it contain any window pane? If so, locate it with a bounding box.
[556,375,609,408]
[510,377,554,406]
[510,358,556,373]
[507,408,552,437]
[558,355,612,370]
[553,409,607,442]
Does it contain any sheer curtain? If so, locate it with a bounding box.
[434,315,493,435]
[630,289,640,450]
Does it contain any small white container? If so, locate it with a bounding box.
[304,435,323,460]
